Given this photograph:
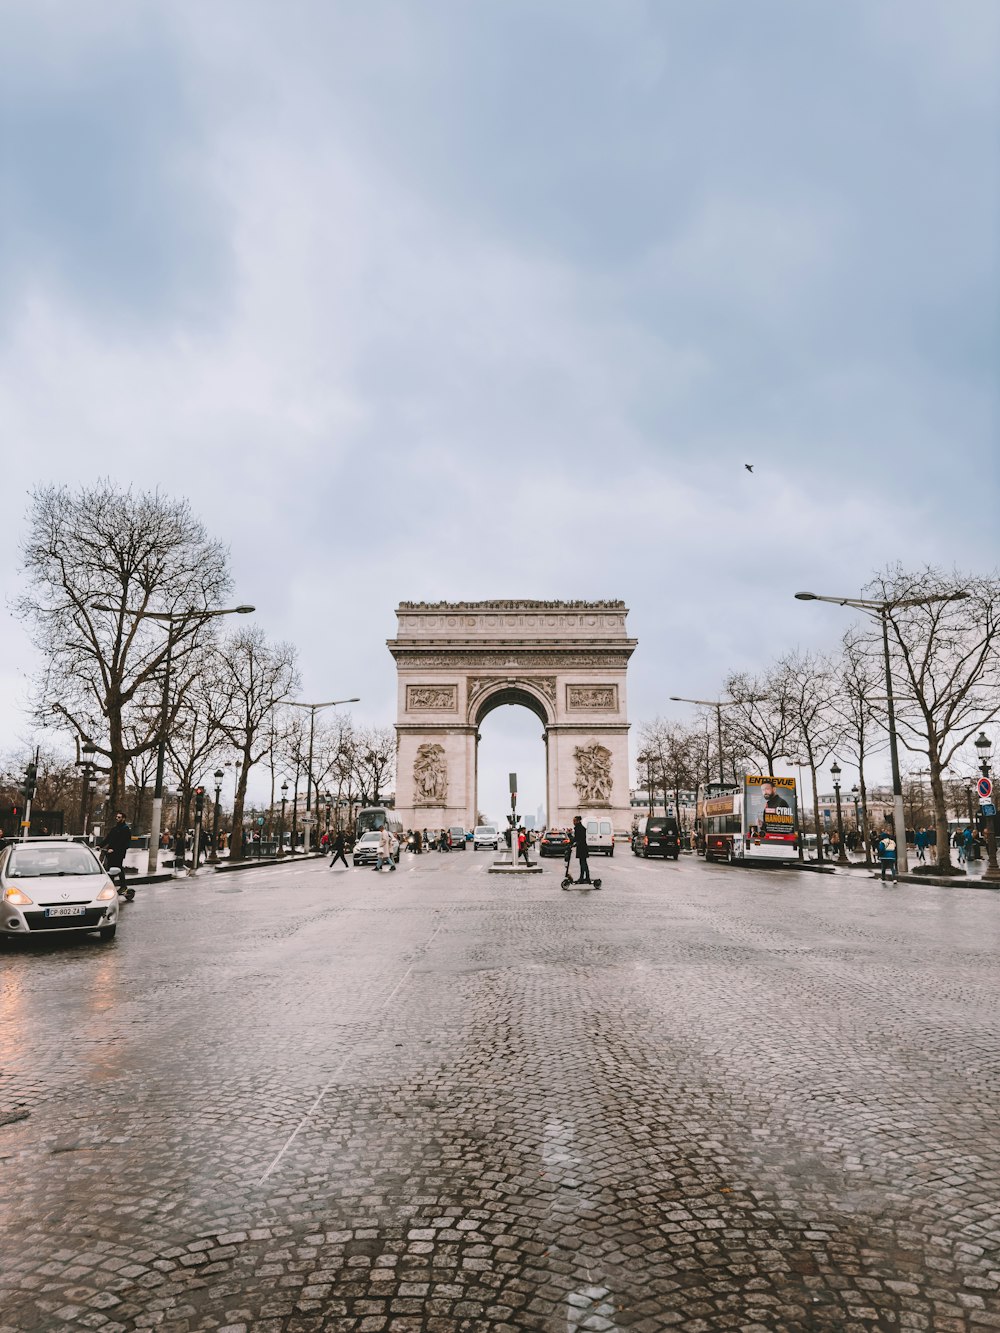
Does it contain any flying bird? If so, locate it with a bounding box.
[744,464,754,473]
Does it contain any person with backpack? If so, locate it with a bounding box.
[877,830,898,882]
[517,826,533,867]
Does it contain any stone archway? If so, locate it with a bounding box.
[389,601,636,832]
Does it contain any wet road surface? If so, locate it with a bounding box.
[2,848,1000,1332]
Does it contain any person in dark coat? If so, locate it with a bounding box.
[329,828,348,869]
[100,811,134,900]
[568,815,592,886]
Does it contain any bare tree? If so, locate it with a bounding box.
[866,565,1000,871]
[16,483,231,811]
[724,670,793,774]
[832,627,887,862]
[352,726,396,806]
[781,650,845,862]
[639,719,701,825]
[213,630,300,861]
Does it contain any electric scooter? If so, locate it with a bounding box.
[561,850,601,891]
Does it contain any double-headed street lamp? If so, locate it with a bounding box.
[288,697,360,852]
[794,588,969,877]
[830,762,849,864]
[78,739,98,836]
[973,732,1000,883]
[91,602,255,874]
[669,694,767,785]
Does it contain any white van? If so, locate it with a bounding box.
[473,824,499,851]
[585,817,615,856]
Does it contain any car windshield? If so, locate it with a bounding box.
[359,833,380,844]
[8,845,103,877]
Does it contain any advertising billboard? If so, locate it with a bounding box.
[744,775,798,844]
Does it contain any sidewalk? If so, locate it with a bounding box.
[812,853,998,890]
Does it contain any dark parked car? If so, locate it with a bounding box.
[539,829,572,858]
[632,816,681,860]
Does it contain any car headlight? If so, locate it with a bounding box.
[3,885,34,906]
[96,884,117,901]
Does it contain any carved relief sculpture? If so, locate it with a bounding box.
[573,743,613,805]
[567,685,617,710]
[413,743,448,805]
[407,685,457,711]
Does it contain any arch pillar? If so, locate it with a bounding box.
[389,601,637,832]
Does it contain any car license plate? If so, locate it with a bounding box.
[45,906,86,918]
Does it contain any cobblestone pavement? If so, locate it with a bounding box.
[2,849,1000,1333]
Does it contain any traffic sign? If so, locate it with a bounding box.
[981,802,996,818]
[257,816,265,826]
[977,777,993,799]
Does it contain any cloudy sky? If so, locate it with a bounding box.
[2,0,998,820]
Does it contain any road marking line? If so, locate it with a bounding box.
[257,906,455,1185]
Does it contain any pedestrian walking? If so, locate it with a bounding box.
[100,811,134,900]
[914,828,927,863]
[877,831,898,882]
[517,826,532,867]
[375,825,396,872]
[565,814,593,887]
[329,828,349,869]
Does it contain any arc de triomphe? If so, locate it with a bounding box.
[389,601,636,832]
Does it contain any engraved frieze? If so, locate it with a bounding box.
[567,685,618,710]
[406,684,457,711]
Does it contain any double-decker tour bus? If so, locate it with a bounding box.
[696,775,798,865]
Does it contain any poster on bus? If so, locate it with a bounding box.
[744,775,797,843]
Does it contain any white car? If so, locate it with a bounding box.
[585,818,616,856]
[473,825,499,851]
[1,838,121,942]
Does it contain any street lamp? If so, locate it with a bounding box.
[636,748,654,815]
[794,588,969,876]
[973,732,1000,882]
[78,739,97,836]
[288,697,360,851]
[670,694,767,784]
[830,762,849,865]
[209,768,224,864]
[91,602,255,873]
[280,780,289,857]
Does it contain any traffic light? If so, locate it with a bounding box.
[194,786,205,818]
[20,762,37,801]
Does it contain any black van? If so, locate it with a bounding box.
[631,816,681,860]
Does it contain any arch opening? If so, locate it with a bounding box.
[475,701,547,830]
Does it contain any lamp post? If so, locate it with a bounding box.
[637,748,654,815]
[288,697,360,851]
[973,732,1000,882]
[324,791,332,840]
[794,588,969,877]
[92,601,255,873]
[830,762,849,864]
[78,739,97,836]
[670,694,767,785]
[280,780,289,856]
[209,768,224,864]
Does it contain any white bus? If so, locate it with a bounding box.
[697,775,799,865]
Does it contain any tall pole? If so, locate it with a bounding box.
[146,623,174,875]
[833,777,848,864]
[977,746,1000,882]
[305,705,316,851]
[715,705,725,784]
[880,610,910,875]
